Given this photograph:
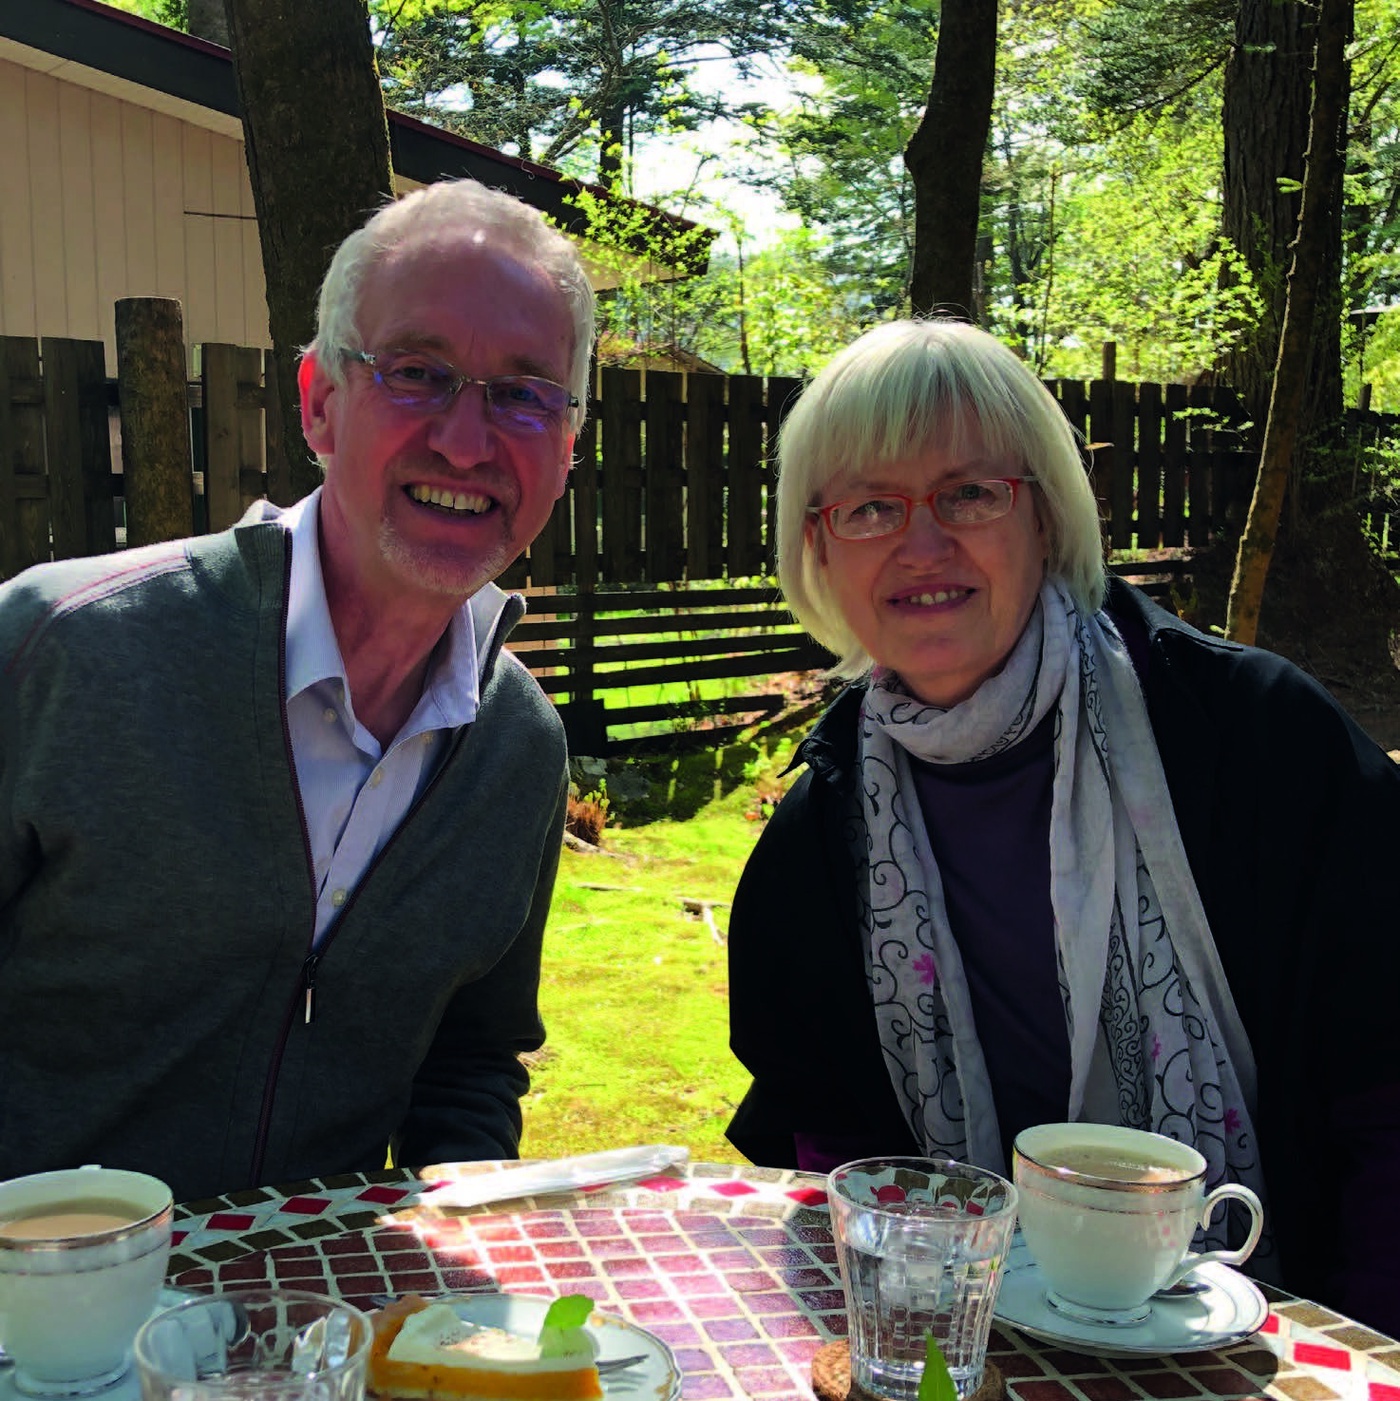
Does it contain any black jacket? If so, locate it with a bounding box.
[728,579,1400,1320]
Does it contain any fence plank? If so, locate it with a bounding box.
[1162,383,1187,547]
[728,374,768,576]
[1137,381,1163,549]
[644,369,685,581]
[763,376,803,575]
[571,406,599,593]
[42,337,114,560]
[0,337,52,578]
[599,367,642,582]
[202,343,265,532]
[262,349,295,508]
[685,373,726,579]
[1108,380,1136,550]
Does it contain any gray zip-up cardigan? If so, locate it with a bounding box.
[0,509,567,1203]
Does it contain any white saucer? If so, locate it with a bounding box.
[994,1241,1269,1357]
[380,1294,682,1400]
[0,1289,191,1401]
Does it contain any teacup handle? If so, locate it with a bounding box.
[1162,1183,1264,1289]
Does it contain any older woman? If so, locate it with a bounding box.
[726,319,1400,1332]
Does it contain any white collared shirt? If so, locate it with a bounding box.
[281,490,481,946]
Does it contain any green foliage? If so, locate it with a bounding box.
[917,1333,957,1401]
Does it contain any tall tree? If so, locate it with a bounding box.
[223,0,393,499]
[904,0,999,317]
[1227,0,1354,643]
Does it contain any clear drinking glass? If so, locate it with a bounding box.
[828,1157,1019,1401]
[132,1289,371,1401]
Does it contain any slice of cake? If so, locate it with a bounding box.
[369,1294,605,1401]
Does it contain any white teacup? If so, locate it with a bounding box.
[0,1165,173,1395]
[1012,1123,1264,1327]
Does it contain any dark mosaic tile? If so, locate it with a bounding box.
[777,1267,830,1288]
[242,1229,297,1251]
[1189,1366,1271,1396]
[796,1288,846,1312]
[328,1253,378,1275]
[439,1267,499,1290]
[383,1271,445,1294]
[758,1246,817,1267]
[223,1188,278,1207]
[199,1239,260,1262]
[289,1220,341,1241]
[1075,1377,1140,1401]
[1014,1382,1080,1401]
[334,1211,382,1232]
[167,1254,203,1275]
[181,1196,230,1216]
[271,1256,330,1280]
[1133,1371,1205,1398]
[218,1257,272,1282]
[169,1266,214,1288]
[1224,1348,1282,1379]
[334,1272,391,1297]
[735,1228,791,1246]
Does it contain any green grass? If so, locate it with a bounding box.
[519,732,800,1162]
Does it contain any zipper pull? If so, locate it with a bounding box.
[303,952,321,1025]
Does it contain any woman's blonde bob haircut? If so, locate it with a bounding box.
[777,318,1106,679]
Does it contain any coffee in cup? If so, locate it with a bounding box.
[1012,1123,1263,1327]
[0,1165,174,1394]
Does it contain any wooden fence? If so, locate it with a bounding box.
[3,320,1396,749]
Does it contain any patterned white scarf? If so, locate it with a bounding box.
[857,578,1272,1264]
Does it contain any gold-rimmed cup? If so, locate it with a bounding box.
[1012,1123,1263,1327]
[0,1166,173,1395]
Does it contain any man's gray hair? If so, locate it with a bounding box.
[776,318,1107,680]
[308,179,596,431]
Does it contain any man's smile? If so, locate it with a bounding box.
[405,484,494,515]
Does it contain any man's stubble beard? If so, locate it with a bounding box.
[377,510,520,601]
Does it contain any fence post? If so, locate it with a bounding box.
[116,298,195,547]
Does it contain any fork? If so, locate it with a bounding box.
[364,1295,646,1374]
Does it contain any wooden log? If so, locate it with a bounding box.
[115,298,194,547]
[201,343,265,532]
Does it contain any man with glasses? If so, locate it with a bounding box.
[0,180,592,1202]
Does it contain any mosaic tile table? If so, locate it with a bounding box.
[166,1160,1400,1401]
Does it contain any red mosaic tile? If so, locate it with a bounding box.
[758,1246,816,1267]
[544,1261,594,1280]
[787,1187,828,1207]
[272,1257,331,1280]
[670,1273,727,1298]
[810,1244,840,1265]
[747,1291,805,1316]
[437,1267,497,1291]
[777,1267,830,1289]
[821,1312,849,1337]
[1371,1385,1400,1401]
[328,1254,378,1275]
[280,1196,332,1216]
[1260,1314,1281,1334]
[170,1267,214,1289]
[335,1272,392,1297]
[595,1241,641,1258]
[171,1230,188,1246]
[650,1323,705,1347]
[600,1256,654,1278]
[356,1185,413,1205]
[1076,1377,1140,1401]
[723,1270,781,1294]
[635,1232,684,1252]
[613,1278,666,1300]
[384,1271,446,1294]
[324,1237,372,1256]
[687,1298,744,1321]
[707,1249,758,1270]
[638,1175,688,1192]
[709,1181,759,1198]
[777,1338,826,1365]
[522,1219,571,1239]
[493,1265,546,1285]
[622,1212,676,1230]
[678,1375,732,1399]
[735,1228,790,1246]
[627,1300,686,1323]
[762,1316,824,1339]
[1295,1345,1352,1371]
[474,1223,525,1242]
[1015,1382,1079,1401]
[220,1257,271,1282]
[487,1245,535,1264]
[796,1288,846,1312]
[269,1244,319,1259]
[206,1212,258,1231]
[734,1365,799,1395]
[1134,1371,1205,1397]
[536,1241,585,1259]
[375,1246,433,1270]
[704,1319,761,1344]
[1190,1368,1268,1396]
[653,1253,706,1275]
[673,1348,718,1374]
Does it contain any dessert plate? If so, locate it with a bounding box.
[994,1240,1269,1358]
[376,1293,682,1400]
[0,1288,193,1401]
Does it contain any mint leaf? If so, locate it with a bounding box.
[539,1294,595,1358]
[916,1333,957,1401]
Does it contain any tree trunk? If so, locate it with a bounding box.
[903,0,998,319]
[1226,0,1352,645]
[1221,0,1343,437]
[222,0,393,501]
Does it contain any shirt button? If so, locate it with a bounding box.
[323,707,337,724]
[423,733,434,746]
[331,888,347,907]
[370,769,384,788]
